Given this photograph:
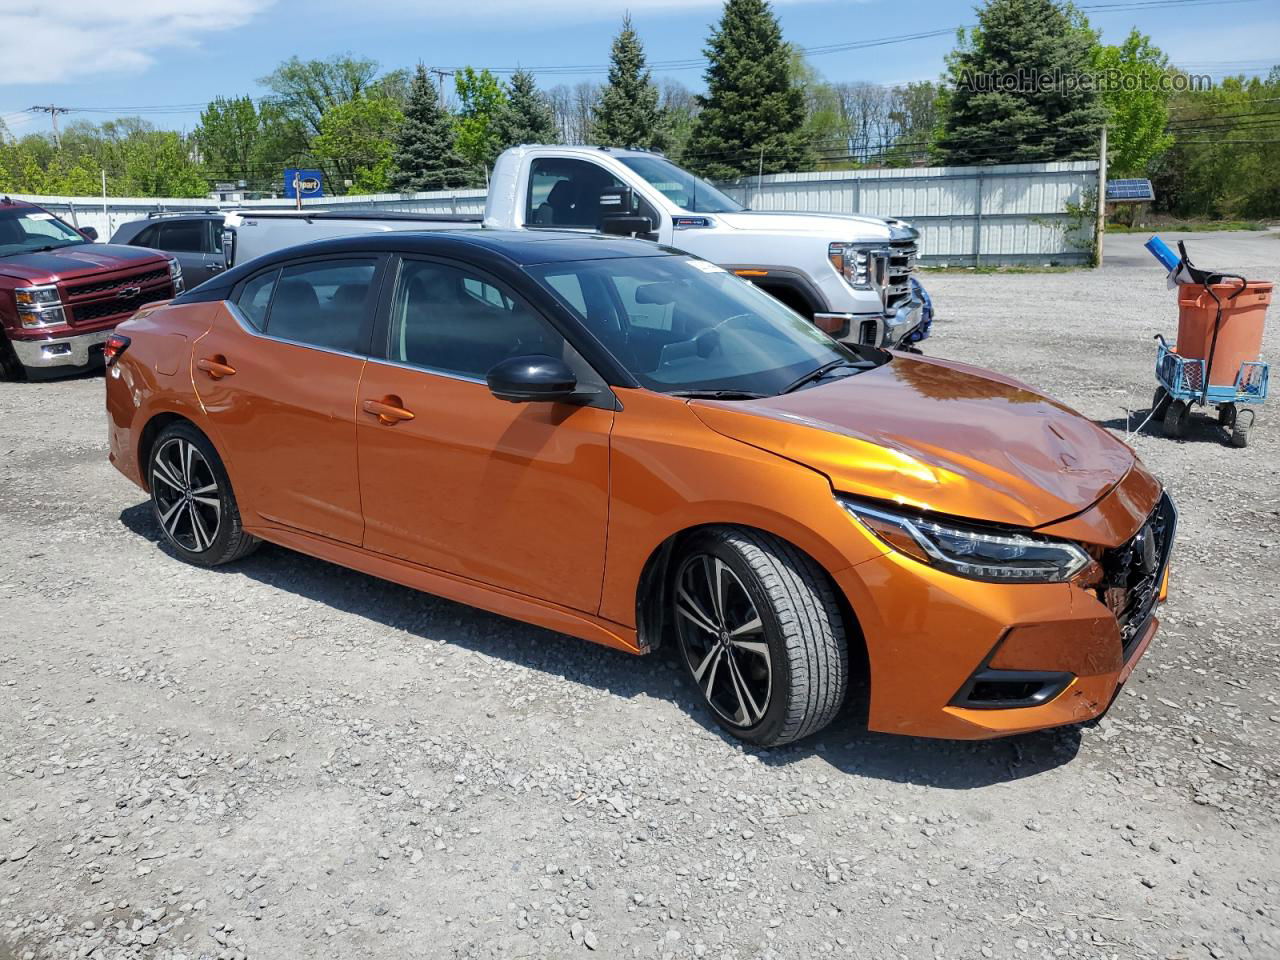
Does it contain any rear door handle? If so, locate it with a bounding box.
[196,356,236,379]
[362,396,415,425]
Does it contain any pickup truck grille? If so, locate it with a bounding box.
[883,240,918,312]
[66,267,169,299]
[61,265,174,328]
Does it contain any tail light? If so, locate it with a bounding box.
[103,333,131,368]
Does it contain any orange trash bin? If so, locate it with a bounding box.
[1176,281,1272,388]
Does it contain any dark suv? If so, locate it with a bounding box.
[0,198,181,379]
[111,212,225,287]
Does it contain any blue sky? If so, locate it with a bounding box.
[3,0,1278,138]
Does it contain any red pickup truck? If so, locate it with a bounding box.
[0,197,182,380]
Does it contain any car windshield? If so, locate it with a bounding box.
[0,207,87,256]
[527,255,888,397]
[618,156,744,213]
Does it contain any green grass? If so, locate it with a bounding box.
[1105,220,1269,234]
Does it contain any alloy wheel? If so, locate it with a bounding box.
[152,437,222,553]
[674,553,773,728]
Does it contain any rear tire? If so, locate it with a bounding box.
[148,422,259,567]
[672,527,848,747]
[1163,399,1190,439]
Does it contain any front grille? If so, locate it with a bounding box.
[884,239,918,311]
[69,286,172,324]
[1097,492,1177,658]
[66,267,169,300]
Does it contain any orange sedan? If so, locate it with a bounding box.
[105,231,1174,747]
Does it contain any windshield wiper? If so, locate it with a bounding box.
[781,359,874,394]
[669,389,767,401]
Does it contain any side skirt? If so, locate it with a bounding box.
[245,521,644,655]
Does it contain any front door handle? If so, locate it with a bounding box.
[362,396,415,425]
[196,355,236,379]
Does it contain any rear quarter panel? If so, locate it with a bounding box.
[106,301,220,488]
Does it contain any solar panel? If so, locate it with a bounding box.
[1106,178,1155,202]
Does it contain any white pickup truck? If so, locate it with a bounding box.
[222,145,931,349]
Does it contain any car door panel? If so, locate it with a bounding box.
[192,309,367,543]
[355,255,614,614]
[189,255,382,545]
[357,364,613,611]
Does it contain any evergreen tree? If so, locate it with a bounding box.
[683,0,811,180]
[592,14,666,149]
[391,64,464,192]
[498,69,558,147]
[938,0,1107,164]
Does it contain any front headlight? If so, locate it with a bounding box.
[14,284,66,328]
[167,257,185,293]
[840,497,1091,583]
[828,242,884,291]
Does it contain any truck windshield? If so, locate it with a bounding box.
[618,156,744,214]
[528,255,887,398]
[0,207,87,256]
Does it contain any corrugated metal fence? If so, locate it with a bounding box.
[717,161,1099,265]
[7,159,1097,267]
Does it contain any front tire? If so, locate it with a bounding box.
[672,528,848,747]
[0,337,25,382]
[148,422,259,567]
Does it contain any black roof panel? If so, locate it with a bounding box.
[272,229,679,266]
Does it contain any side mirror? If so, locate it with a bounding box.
[600,214,654,238]
[79,226,99,241]
[599,185,635,214]
[486,355,578,404]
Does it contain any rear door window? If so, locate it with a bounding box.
[264,259,378,354]
[131,224,161,248]
[158,220,206,253]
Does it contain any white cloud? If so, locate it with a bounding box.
[0,0,270,85]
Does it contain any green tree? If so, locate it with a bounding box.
[939,0,1106,164]
[195,96,263,187]
[392,64,466,191]
[592,14,666,149]
[498,68,558,147]
[684,0,812,180]
[453,67,508,185]
[260,55,383,139]
[313,95,403,193]
[1092,28,1174,176]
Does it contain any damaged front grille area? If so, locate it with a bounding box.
[1097,492,1177,658]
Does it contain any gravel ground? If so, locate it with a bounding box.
[1,230,1277,960]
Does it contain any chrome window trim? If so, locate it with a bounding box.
[363,353,488,386]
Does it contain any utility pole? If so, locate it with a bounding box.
[429,68,454,107]
[27,104,70,149]
[1095,125,1107,268]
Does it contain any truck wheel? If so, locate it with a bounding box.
[1230,409,1254,448]
[672,527,847,747]
[1163,400,1189,439]
[0,337,25,382]
[1150,387,1170,421]
[149,422,260,567]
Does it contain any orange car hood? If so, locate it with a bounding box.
[688,354,1136,528]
